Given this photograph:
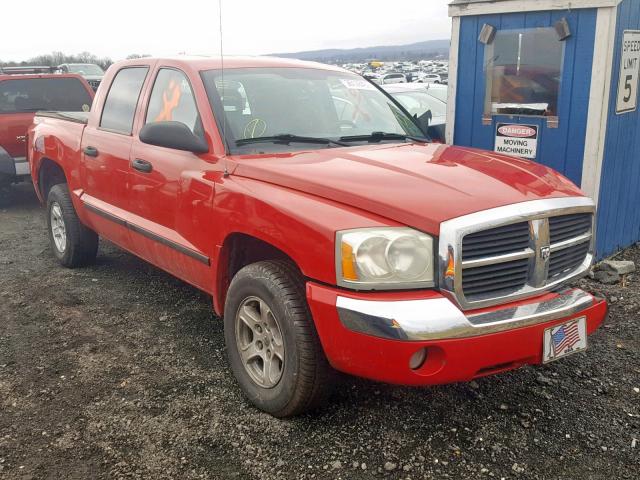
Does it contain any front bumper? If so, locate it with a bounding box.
[307,283,607,385]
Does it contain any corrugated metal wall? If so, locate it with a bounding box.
[454,10,597,186]
[596,0,640,257]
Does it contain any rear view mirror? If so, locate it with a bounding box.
[139,121,209,154]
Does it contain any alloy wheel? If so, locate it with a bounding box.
[235,296,285,388]
[50,202,67,253]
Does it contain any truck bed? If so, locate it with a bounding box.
[35,111,89,124]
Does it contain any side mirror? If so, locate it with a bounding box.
[414,110,433,135]
[139,121,209,154]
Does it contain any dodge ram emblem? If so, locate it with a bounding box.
[540,246,551,260]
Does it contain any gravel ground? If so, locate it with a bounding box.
[1,183,639,480]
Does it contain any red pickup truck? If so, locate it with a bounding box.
[0,73,93,186]
[28,57,607,417]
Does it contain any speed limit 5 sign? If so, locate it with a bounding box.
[616,30,640,114]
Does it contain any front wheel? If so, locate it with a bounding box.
[47,184,98,268]
[224,260,332,417]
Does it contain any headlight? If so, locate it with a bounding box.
[336,227,435,289]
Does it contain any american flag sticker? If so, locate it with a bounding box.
[543,317,587,363]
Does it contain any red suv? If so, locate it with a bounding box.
[0,73,93,186]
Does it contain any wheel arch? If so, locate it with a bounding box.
[37,157,68,201]
[214,232,304,316]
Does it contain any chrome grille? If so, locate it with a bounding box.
[462,221,530,260]
[462,257,529,296]
[439,198,596,310]
[549,241,590,279]
[549,213,591,243]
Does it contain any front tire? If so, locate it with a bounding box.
[224,260,332,417]
[47,184,98,268]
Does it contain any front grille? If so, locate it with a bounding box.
[549,213,591,243]
[462,258,529,296]
[462,221,530,260]
[451,207,594,307]
[549,241,590,279]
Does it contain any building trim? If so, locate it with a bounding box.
[449,0,622,17]
[581,6,618,204]
[446,16,461,145]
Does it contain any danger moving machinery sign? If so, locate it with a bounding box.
[494,123,538,160]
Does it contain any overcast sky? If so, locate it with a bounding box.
[1,0,451,62]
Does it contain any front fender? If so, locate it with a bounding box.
[211,175,402,300]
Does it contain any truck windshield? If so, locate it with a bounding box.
[201,67,424,153]
[0,78,92,113]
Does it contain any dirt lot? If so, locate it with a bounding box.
[0,183,639,480]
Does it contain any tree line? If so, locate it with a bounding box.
[0,52,151,70]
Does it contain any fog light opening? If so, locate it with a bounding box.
[409,348,428,370]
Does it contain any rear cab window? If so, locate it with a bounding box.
[0,77,92,113]
[100,67,148,134]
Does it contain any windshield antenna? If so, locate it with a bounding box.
[219,0,229,178]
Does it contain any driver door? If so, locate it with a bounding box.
[127,67,213,289]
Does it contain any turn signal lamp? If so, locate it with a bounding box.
[341,242,359,281]
[445,249,455,278]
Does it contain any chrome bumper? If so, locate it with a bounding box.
[336,288,594,341]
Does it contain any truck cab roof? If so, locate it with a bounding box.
[110,55,347,73]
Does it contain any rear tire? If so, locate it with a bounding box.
[224,260,332,417]
[46,184,98,268]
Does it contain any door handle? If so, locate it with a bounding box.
[132,158,153,173]
[84,146,99,157]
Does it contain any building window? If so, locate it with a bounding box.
[484,27,565,117]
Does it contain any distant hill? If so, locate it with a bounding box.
[271,40,450,63]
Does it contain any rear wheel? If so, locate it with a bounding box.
[224,260,332,417]
[46,184,98,267]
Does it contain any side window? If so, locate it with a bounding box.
[100,67,148,134]
[145,69,201,136]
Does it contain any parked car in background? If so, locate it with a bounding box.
[380,72,407,84]
[382,83,448,142]
[57,63,105,91]
[0,73,93,187]
[417,72,442,84]
[29,57,606,417]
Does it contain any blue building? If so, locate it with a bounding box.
[447,0,640,258]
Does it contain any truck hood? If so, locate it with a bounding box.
[232,143,585,234]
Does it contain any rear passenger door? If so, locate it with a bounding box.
[80,66,148,246]
[127,67,212,288]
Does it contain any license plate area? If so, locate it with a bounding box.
[543,317,587,363]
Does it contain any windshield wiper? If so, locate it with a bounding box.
[236,134,348,147]
[339,131,429,143]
